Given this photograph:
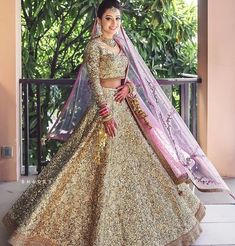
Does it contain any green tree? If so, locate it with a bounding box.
[21,0,197,166]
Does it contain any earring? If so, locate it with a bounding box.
[97,23,103,37]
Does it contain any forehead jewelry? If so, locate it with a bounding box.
[110,7,119,13]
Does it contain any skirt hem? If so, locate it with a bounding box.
[3,202,206,246]
[166,202,205,246]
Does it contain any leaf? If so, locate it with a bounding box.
[21,0,197,164]
[33,1,44,18]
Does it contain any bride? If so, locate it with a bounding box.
[2,0,233,245]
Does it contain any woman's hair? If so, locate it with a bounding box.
[97,0,122,19]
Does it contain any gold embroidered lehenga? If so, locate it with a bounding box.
[2,38,205,246]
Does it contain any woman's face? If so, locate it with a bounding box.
[98,7,121,37]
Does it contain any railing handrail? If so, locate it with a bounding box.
[19,75,201,86]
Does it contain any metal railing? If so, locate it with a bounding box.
[20,74,201,176]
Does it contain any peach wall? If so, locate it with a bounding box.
[198,0,235,176]
[0,0,21,181]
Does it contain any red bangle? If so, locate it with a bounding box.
[99,104,113,121]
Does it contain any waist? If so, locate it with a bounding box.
[100,77,124,89]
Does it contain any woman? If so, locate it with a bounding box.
[2,0,233,245]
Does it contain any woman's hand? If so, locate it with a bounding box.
[103,118,118,138]
[98,104,117,137]
[114,84,129,103]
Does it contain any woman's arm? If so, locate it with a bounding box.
[84,40,117,137]
[84,40,108,108]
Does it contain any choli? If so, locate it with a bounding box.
[84,38,128,107]
[84,38,128,80]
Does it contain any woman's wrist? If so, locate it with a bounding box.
[126,82,134,94]
[99,101,108,108]
[102,114,113,122]
[126,81,136,96]
[98,103,113,122]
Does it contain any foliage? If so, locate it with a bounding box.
[21,0,197,165]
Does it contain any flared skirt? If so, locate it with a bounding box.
[2,87,205,246]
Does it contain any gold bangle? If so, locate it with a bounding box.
[99,101,108,108]
[126,83,132,93]
[126,82,134,94]
[102,114,113,122]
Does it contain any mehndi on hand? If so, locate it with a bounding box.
[103,118,118,138]
[114,84,129,103]
[98,103,118,138]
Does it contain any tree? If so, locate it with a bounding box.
[21,0,197,165]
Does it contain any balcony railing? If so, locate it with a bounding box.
[20,74,201,176]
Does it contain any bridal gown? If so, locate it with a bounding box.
[2,38,205,246]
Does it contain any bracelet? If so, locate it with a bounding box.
[99,101,108,108]
[99,103,109,113]
[126,83,133,94]
[126,81,135,94]
[98,102,113,122]
[102,114,113,122]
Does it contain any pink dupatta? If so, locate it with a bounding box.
[48,20,235,200]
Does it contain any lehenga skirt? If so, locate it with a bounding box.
[2,87,206,246]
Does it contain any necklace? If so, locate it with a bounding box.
[100,36,117,48]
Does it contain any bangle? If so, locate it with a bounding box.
[126,81,134,94]
[99,101,108,108]
[102,114,113,122]
[98,103,113,122]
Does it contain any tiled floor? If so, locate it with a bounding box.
[192,178,235,246]
[0,175,235,246]
[193,204,235,245]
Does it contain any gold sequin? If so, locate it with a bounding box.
[3,87,205,245]
[3,38,205,245]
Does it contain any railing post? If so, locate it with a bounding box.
[191,83,197,138]
[180,83,190,128]
[36,84,42,174]
[23,83,29,176]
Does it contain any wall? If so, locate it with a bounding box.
[0,0,21,181]
[198,0,235,176]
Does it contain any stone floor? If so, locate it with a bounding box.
[0,175,235,246]
[192,178,235,246]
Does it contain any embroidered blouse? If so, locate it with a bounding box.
[84,38,128,107]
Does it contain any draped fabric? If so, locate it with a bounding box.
[47,20,234,198]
